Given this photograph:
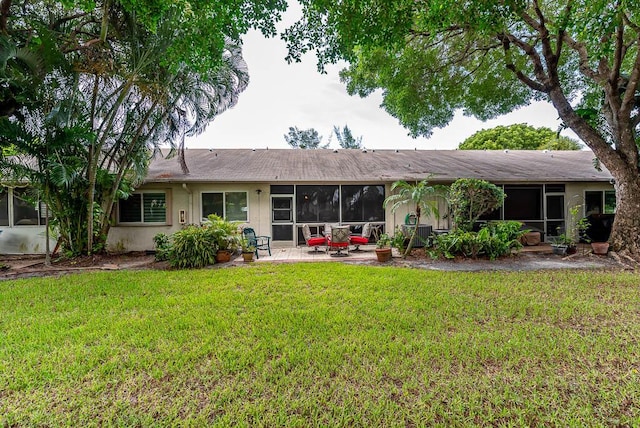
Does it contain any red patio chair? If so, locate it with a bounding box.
[349,222,372,250]
[302,224,326,252]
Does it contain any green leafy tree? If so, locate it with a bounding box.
[284,1,640,259]
[284,126,328,149]
[448,179,506,232]
[0,1,267,255]
[383,179,441,257]
[333,124,362,149]
[459,124,582,150]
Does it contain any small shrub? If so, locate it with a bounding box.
[152,233,172,262]
[169,226,217,269]
[391,227,408,253]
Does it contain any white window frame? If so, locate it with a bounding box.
[201,191,249,222]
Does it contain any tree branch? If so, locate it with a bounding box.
[499,33,548,92]
[0,0,10,35]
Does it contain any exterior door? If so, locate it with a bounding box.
[545,194,565,238]
[271,196,294,241]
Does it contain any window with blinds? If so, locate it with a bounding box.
[119,192,166,223]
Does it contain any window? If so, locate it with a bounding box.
[0,189,8,226]
[586,190,616,215]
[270,185,294,194]
[503,185,543,220]
[119,192,167,223]
[341,185,385,222]
[296,185,339,223]
[202,191,248,222]
[13,188,40,226]
[272,197,292,222]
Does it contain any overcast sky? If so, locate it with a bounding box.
[186,7,575,151]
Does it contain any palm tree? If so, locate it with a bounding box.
[2,4,253,255]
[383,179,442,258]
[162,38,249,174]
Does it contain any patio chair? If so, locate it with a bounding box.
[302,224,326,252]
[242,227,271,259]
[327,225,350,257]
[349,222,372,250]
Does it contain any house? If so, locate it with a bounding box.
[0,149,615,254]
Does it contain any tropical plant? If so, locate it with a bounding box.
[241,238,256,254]
[431,221,524,260]
[153,233,172,262]
[448,179,505,232]
[383,179,442,257]
[283,1,640,260]
[204,214,240,253]
[390,227,408,254]
[375,233,391,248]
[168,225,217,269]
[0,3,254,256]
[459,124,582,151]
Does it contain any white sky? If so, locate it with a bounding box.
[186,6,576,151]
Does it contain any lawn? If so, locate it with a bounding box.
[1,264,639,426]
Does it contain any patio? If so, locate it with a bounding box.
[245,244,380,263]
[237,242,561,264]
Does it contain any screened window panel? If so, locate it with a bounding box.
[225,192,248,222]
[296,185,339,223]
[0,189,8,226]
[546,195,564,219]
[143,193,166,223]
[272,224,293,241]
[585,191,603,215]
[271,185,294,194]
[341,185,385,222]
[546,184,565,193]
[202,193,224,219]
[604,191,616,214]
[119,195,142,222]
[503,186,543,220]
[13,189,39,226]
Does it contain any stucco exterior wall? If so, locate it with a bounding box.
[0,226,56,254]
[106,182,270,252]
[103,180,615,253]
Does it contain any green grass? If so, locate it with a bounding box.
[1,264,639,427]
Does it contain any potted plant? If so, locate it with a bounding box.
[375,233,392,262]
[391,227,408,255]
[550,233,571,255]
[206,214,240,263]
[241,238,256,262]
[591,241,610,255]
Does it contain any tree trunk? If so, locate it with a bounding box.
[608,169,640,259]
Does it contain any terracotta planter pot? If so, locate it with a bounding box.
[375,247,392,262]
[216,250,232,263]
[242,252,254,262]
[591,242,610,255]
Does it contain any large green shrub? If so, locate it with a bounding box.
[431,221,525,260]
[448,179,505,232]
[169,226,218,269]
[167,215,241,269]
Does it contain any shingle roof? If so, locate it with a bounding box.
[146,149,612,184]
